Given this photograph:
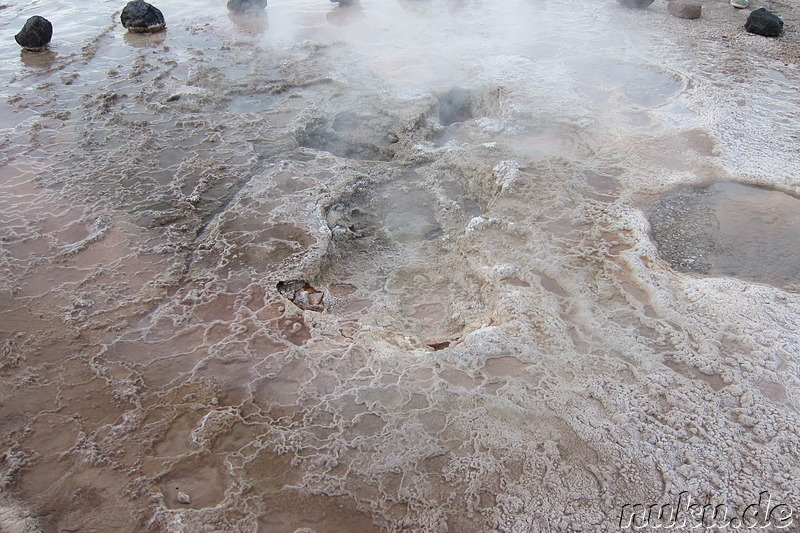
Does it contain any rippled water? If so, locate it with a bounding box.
[2,0,800,531]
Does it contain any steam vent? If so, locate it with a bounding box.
[1,0,799,532]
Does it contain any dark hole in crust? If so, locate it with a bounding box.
[428,341,451,351]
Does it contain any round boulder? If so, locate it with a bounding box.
[15,15,53,52]
[227,0,267,12]
[121,0,166,33]
[616,0,655,8]
[668,1,701,19]
[744,8,783,37]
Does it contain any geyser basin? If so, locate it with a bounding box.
[649,181,800,290]
[3,0,800,531]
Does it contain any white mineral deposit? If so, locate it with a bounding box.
[0,0,798,531]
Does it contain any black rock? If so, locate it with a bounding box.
[276,280,324,312]
[227,0,267,12]
[744,8,783,37]
[121,0,166,33]
[617,0,655,7]
[14,16,53,51]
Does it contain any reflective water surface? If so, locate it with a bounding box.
[650,181,800,290]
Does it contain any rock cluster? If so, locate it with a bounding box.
[10,0,789,60]
[616,0,785,38]
[277,280,325,312]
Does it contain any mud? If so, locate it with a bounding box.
[1,0,800,531]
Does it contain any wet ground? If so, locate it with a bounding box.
[649,181,800,289]
[1,0,800,531]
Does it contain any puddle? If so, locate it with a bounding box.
[649,181,800,290]
[575,57,683,109]
[2,0,800,532]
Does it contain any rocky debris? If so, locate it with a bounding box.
[227,0,267,12]
[14,16,52,52]
[744,8,783,37]
[326,197,378,240]
[277,280,325,312]
[330,0,359,5]
[176,492,192,505]
[120,0,166,33]
[616,0,655,8]
[668,1,701,19]
[428,341,451,351]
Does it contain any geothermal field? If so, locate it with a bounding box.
[1,0,799,531]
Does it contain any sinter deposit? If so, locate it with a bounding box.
[0,0,799,531]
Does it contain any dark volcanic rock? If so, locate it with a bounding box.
[227,0,267,12]
[744,8,783,37]
[617,0,655,8]
[14,16,53,51]
[668,1,701,19]
[121,0,166,33]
